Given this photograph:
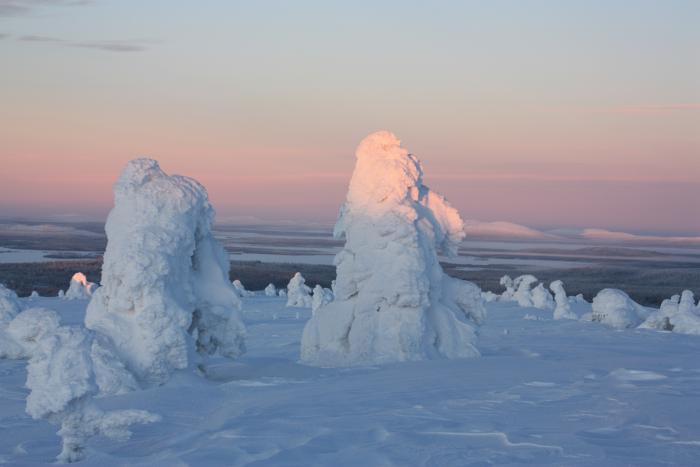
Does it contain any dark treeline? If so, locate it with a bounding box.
[1,260,698,307]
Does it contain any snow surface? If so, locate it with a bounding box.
[3,294,700,465]
[301,131,482,367]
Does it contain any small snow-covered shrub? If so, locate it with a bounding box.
[286,272,312,308]
[301,131,481,366]
[588,288,650,329]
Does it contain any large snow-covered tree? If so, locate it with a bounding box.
[301,131,483,366]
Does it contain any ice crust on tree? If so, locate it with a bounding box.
[301,131,482,366]
[63,272,97,300]
[85,159,246,384]
[640,290,700,335]
[264,283,277,296]
[286,272,312,308]
[549,280,577,320]
[587,288,650,329]
[513,275,538,307]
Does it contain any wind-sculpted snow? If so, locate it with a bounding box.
[587,288,651,329]
[63,272,97,300]
[301,131,482,366]
[286,272,312,308]
[85,159,245,384]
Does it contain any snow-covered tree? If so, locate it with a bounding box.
[549,280,577,320]
[531,283,554,310]
[499,275,515,301]
[286,272,312,308]
[640,290,700,335]
[0,283,23,324]
[85,159,246,384]
[587,288,650,329]
[513,275,538,307]
[311,285,333,314]
[232,279,253,297]
[63,272,97,300]
[301,131,482,366]
[264,283,277,296]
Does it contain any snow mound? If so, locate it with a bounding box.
[588,289,650,329]
[286,272,312,308]
[640,290,700,335]
[63,272,97,300]
[85,158,245,384]
[549,280,577,320]
[301,131,482,366]
[264,283,277,297]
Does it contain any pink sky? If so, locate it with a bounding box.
[0,2,698,234]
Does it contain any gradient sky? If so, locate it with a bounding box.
[1,1,698,234]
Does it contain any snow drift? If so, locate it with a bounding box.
[301,131,483,366]
[85,158,246,384]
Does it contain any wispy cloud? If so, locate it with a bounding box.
[0,0,91,17]
[17,34,149,52]
[0,32,9,39]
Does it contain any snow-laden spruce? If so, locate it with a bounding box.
[232,279,253,297]
[0,283,23,323]
[85,159,246,384]
[301,131,483,366]
[264,283,277,297]
[549,280,577,320]
[640,290,700,335]
[63,272,97,300]
[586,288,651,329]
[286,272,312,308]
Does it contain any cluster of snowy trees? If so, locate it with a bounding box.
[491,273,700,334]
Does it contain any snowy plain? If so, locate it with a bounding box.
[2,294,700,466]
